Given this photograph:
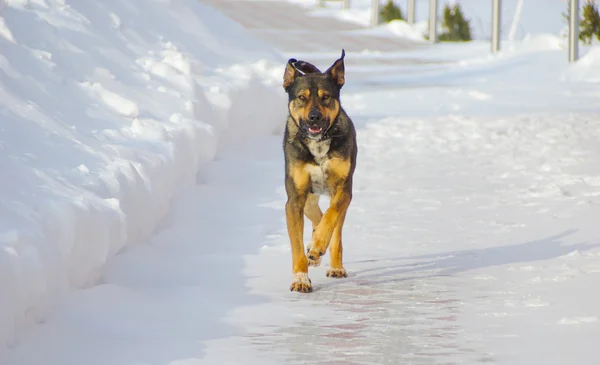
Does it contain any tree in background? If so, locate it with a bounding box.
[580,0,600,44]
[439,3,472,42]
[379,0,405,23]
[562,0,600,44]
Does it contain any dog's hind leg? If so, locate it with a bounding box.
[326,209,348,278]
[304,193,323,267]
[304,193,323,231]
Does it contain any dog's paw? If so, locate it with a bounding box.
[290,272,312,293]
[307,255,321,267]
[306,244,323,267]
[307,247,325,262]
[326,267,348,278]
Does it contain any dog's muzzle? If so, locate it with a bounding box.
[301,109,328,139]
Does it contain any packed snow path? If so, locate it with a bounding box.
[3,2,600,365]
[200,0,425,53]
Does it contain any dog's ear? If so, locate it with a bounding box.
[326,49,345,88]
[292,60,322,74]
[283,58,299,91]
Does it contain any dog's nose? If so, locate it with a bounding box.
[308,109,322,122]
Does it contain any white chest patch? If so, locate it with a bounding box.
[306,139,331,164]
[305,139,331,195]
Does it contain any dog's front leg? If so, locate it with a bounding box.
[285,163,312,293]
[306,188,351,266]
[306,157,352,268]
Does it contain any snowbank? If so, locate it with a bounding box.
[349,18,428,42]
[384,20,428,42]
[0,0,286,348]
[517,33,565,52]
[562,46,600,83]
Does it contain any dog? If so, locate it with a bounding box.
[282,50,357,293]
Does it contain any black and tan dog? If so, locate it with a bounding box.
[282,50,357,293]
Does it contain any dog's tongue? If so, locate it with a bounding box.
[309,126,322,134]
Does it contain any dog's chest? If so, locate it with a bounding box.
[305,139,331,195]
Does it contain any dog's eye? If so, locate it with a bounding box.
[321,94,330,101]
[298,95,307,101]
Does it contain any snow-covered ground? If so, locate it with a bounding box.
[2,0,600,364]
[0,0,286,349]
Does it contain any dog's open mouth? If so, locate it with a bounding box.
[308,126,323,134]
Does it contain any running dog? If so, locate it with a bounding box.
[282,50,357,293]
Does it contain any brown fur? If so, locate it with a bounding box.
[282,50,357,293]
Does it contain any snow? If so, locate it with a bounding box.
[384,19,428,41]
[2,0,600,364]
[0,0,286,349]
[352,18,429,42]
[563,46,600,83]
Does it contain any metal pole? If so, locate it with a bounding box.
[569,0,579,62]
[491,0,501,53]
[407,0,416,25]
[428,0,438,43]
[343,0,350,9]
[371,0,379,27]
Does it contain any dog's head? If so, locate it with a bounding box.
[283,50,346,140]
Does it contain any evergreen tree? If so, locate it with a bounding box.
[379,0,405,24]
[580,0,600,44]
[562,0,600,44]
[439,3,472,42]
